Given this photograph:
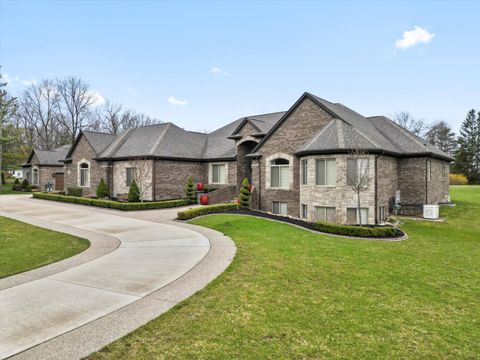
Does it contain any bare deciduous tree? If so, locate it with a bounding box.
[0,71,18,184]
[347,148,373,225]
[97,101,161,134]
[56,77,95,143]
[393,111,427,137]
[121,158,153,202]
[16,79,61,150]
[424,120,457,156]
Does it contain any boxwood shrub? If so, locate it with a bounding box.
[177,203,239,220]
[32,192,188,211]
[314,221,398,238]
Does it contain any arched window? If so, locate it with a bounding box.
[79,162,90,187]
[32,167,39,186]
[270,158,290,188]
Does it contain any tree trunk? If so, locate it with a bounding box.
[357,190,362,225]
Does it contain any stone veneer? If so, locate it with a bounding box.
[113,160,154,201]
[23,153,63,191]
[299,154,376,224]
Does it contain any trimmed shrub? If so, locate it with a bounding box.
[177,203,239,220]
[14,178,20,185]
[21,179,29,190]
[32,192,188,211]
[13,184,22,191]
[314,221,398,238]
[449,173,468,185]
[239,178,251,208]
[67,187,83,197]
[96,178,109,199]
[128,179,140,202]
[185,176,196,203]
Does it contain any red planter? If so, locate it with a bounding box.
[196,182,204,191]
[248,184,254,192]
[200,195,209,205]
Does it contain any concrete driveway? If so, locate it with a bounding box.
[0,195,235,359]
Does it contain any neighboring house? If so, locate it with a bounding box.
[62,92,452,224]
[8,169,23,179]
[23,145,70,191]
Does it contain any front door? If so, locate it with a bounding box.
[55,173,64,191]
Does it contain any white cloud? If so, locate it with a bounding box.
[168,96,188,106]
[211,66,229,76]
[124,85,139,97]
[395,26,435,49]
[88,90,106,106]
[21,79,36,86]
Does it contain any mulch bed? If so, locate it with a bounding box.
[213,208,405,239]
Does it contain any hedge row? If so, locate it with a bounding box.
[314,221,398,238]
[32,192,189,211]
[176,203,239,220]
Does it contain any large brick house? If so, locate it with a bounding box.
[23,145,69,191]
[62,92,452,224]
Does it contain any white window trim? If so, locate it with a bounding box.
[77,159,91,188]
[209,162,228,185]
[315,157,337,187]
[427,161,432,181]
[266,153,293,190]
[32,166,39,186]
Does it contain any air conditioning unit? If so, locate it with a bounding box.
[423,205,439,219]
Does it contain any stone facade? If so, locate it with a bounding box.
[251,97,334,217]
[64,136,108,197]
[376,156,399,218]
[299,154,376,224]
[113,160,154,201]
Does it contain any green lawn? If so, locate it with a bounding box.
[89,186,480,359]
[0,180,15,194]
[0,217,90,278]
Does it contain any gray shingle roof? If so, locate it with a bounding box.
[83,131,118,155]
[26,145,70,166]
[292,93,453,160]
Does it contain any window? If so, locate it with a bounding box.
[301,204,308,219]
[441,165,446,180]
[32,168,39,185]
[272,201,288,215]
[301,159,308,185]
[315,159,336,186]
[211,164,227,184]
[315,206,336,223]
[427,161,432,181]
[79,163,90,187]
[378,206,386,222]
[126,167,136,187]
[347,208,369,225]
[347,158,369,187]
[270,158,290,188]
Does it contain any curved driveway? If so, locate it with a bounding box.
[0,195,235,360]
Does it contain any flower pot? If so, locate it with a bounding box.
[196,182,204,191]
[200,195,209,205]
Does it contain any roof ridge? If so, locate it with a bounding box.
[149,123,172,155]
[100,128,133,157]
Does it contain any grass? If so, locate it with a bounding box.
[88,186,480,359]
[0,217,90,278]
[0,179,15,195]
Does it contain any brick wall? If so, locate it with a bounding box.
[64,135,108,197]
[113,159,154,201]
[376,156,398,217]
[427,159,450,204]
[253,97,334,217]
[154,160,205,200]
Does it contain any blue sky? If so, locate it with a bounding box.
[1,0,479,133]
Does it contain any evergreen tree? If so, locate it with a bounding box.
[96,178,109,199]
[127,179,140,202]
[185,176,196,203]
[239,177,251,208]
[425,120,457,156]
[455,109,480,183]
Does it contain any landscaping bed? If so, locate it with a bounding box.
[177,204,403,239]
[32,192,189,211]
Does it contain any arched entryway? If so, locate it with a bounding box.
[236,139,258,189]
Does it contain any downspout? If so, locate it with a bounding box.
[258,158,262,210]
[374,154,381,223]
[152,159,156,201]
[108,160,113,198]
